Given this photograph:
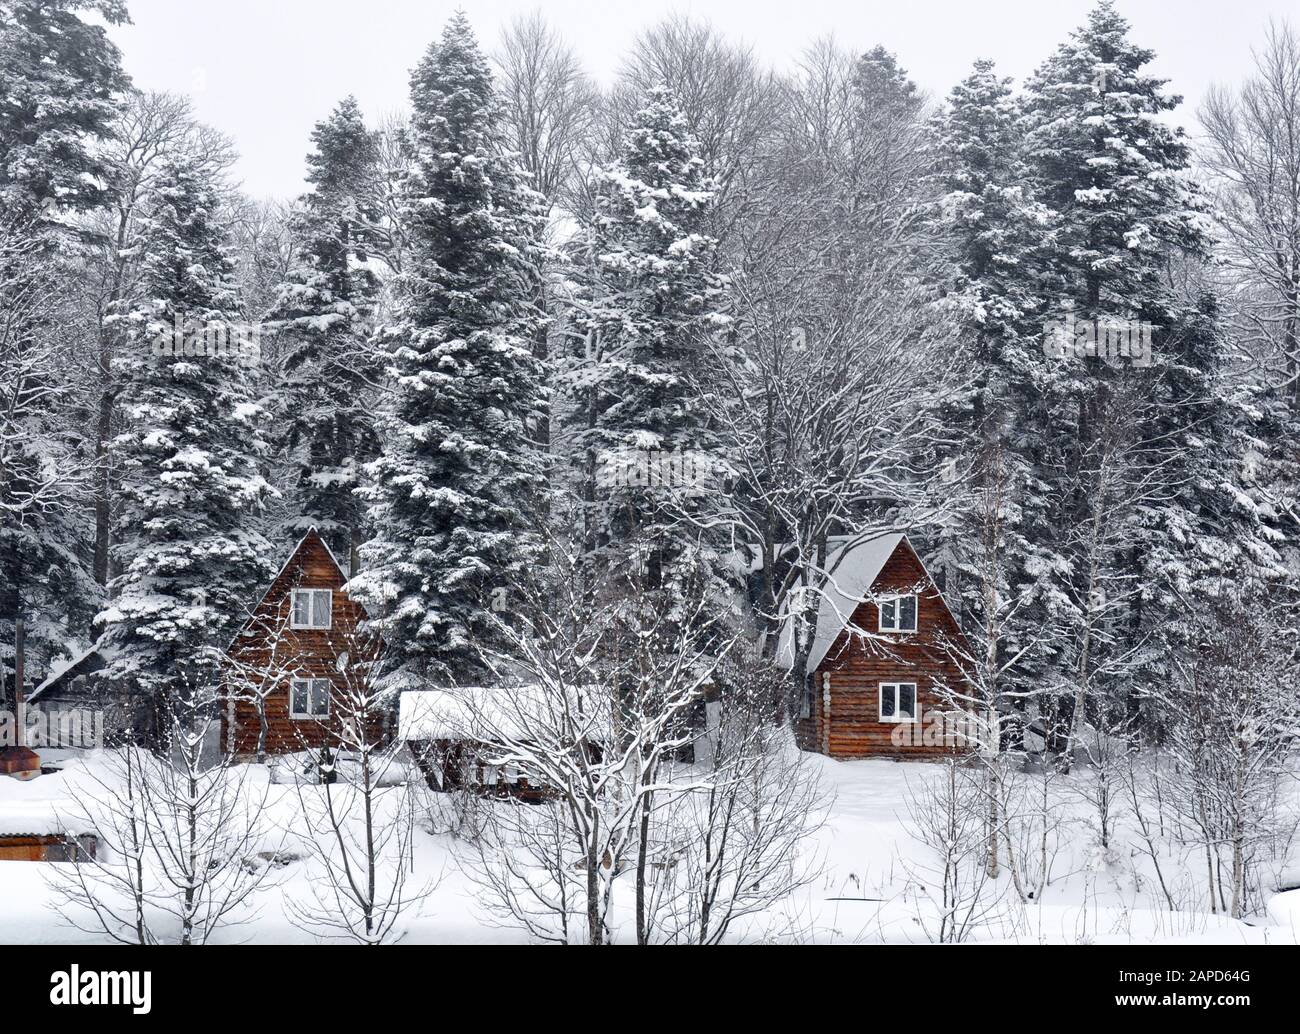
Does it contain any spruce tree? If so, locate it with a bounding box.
[0,0,131,221]
[99,157,274,701]
[572,84,731,606]
[0,0,128,691]
[268,96,382,570]
[1019,0,1280,743]
[0,219,100,686]
[930,60,1046,631]
[351,13,548,684]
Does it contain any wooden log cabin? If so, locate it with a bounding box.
[777,533,972,760]
[222,528,387,758]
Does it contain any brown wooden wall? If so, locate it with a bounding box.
[221,530,385,757]
[0,835,96,862]
[793,539,971,760]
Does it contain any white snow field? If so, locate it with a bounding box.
[1,747,1297,945]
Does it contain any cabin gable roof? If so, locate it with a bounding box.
[775,533,960,674]
[229,528,363,652]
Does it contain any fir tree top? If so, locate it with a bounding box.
[0,0,131,220]
[409,11,497,157]
[131,156,240,322]
[398,11,548,339]
[305,96,377,201]
[591,85,722,309]
[1023,0,1208,315]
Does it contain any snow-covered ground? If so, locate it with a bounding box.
[2,748,1297,944]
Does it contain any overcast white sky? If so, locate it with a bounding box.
[105,0,1291,198]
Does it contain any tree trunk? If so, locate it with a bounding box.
[635,780,652,945]
[92,389,115,585]
[985,747,1000,879]
[586,806,603,945]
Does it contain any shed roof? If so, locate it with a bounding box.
[27,640,113,705]
[400,684,612,743]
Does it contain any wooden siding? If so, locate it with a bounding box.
[221,530,385,757]
[793,538,971,760]
[0,835,96,862]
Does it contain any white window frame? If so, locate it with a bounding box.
[879,681,919,724]
[289,677,331,719]
[878,593,918,633]
[290,588,333,630]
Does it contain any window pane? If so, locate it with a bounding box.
[312,591,331,628]
[900,596,917,631]
[292,592,310,626]
[314,679,330,715]
[291,681,308,715]
[899,684,916,719]
[881,598,896,629]
[880,684,895,718]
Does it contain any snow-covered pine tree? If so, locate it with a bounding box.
[0,0,131,222]
[0,0,129,692]
[1017,0,1198,743]
[928,58,1055,757]
[98,156,275,703]
[0,217,100,687]
[350,13,548,685]
[930,59,1045,621]
[1022,1,1205,329]
[570,85,731,605]
[1127,291,1288,728]
[268,96,382,571]
[1018,0,1280,747]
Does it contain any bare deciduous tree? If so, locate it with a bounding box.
[902,759,1002,943]
[287,623,431,944]
[493,11,598,210]
[1155,592,1300,918]
[457,543,726,945]
[610,14,782,238]
[49,741,155,944]
[52,686,276,946]
[1201,21,1300,415]
[143,689,275,944]
[653,658,826,944]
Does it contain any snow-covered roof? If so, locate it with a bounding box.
[400,689,479,741]
[773,532,908,674]
[27,640,113,704]
[400,684,611,743]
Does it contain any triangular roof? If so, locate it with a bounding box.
[34,532,360,704]
[243,525,348,608]
[27,639,114,704]
[265,526,348,593]
[774,532,945,673]
[229,527,359,649]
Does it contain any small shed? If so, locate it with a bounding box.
[400,685,606,800]
[24,641,143,746]
[0,833,97,862]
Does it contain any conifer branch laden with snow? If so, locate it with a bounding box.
[97,153,276,707]
[349,12,550,687]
